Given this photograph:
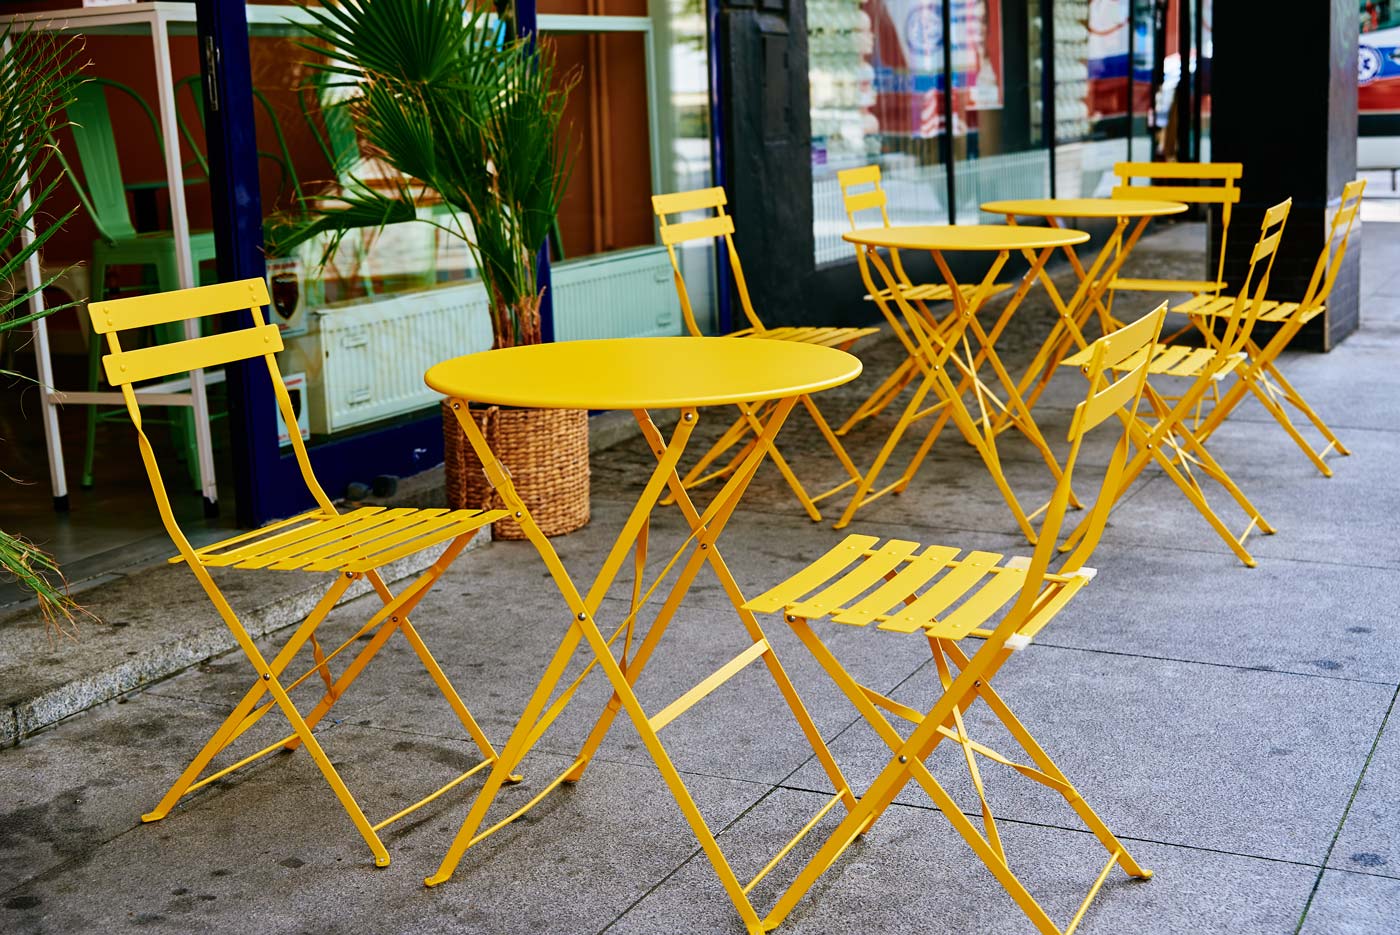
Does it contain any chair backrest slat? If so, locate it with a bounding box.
[1070,308,1164,437]
[90,278,271,334]
[1113,161,1242,180]
[104,324,283,387]
[659,214,735,246]
[1109,184,1240,205]
[652,186,727,215]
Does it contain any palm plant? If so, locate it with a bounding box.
[284,0,575,347]
[1,24,87,635]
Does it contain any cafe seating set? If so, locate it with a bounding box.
[96,160,1363,934]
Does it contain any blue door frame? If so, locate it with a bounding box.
[200,0,724,526]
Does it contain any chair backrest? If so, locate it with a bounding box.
[59,79,166,244]
[837,164,919,286]
[1112,161,1243,293]
[1297,179,1366,315]
[1215,198,1291,356]
[982,303,1167,654]
[652,187,765,336]
[88,279,332,559]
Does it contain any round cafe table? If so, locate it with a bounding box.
[424,337,863,935]
[838,223,1089,543]
[981,197,1188,414]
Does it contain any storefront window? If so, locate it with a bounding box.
[949,0,1050,221]
[810,0,950,264]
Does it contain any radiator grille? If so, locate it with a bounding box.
[551,246,682,341]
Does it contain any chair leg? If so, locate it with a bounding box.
[81,257,108,489]
[837,355,918,435]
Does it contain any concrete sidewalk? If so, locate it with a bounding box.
[2,221,1398,934]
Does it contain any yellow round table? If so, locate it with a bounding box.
[980,196,1189,419]
[425,336,861,409]
[424,335,864,935]
[836,223,1089,541]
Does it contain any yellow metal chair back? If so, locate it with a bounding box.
[652,186,765,336]
[1212,197,1291,359]
[1111,161,1242,296]
[837,164,917,286]
[91,279,328,555]
[91,279,511,867]
[746,306,1169,935]
[1297,179,1366,318]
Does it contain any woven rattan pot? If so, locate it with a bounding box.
[442,401,590,539]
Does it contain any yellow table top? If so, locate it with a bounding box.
[981,197,1189,219]
[425,337,863,410]
[843,224,1089,252]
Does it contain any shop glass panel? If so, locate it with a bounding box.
[810,0,950,265]
[948,0,1050,223]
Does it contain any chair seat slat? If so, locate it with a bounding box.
[742,534,879,614]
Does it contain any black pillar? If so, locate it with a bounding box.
[1211,0,1359,350]
[718,0,816,327]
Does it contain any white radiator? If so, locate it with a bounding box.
[551,246,682,341]
[284,282,493,435]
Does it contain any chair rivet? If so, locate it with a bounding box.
[452,402,460,409]
[514,511,522,518]
[262,673,270,681]
[684,412,694,421]
[898,755,908,763]
[785,615,795,622]
[700,543,708,550]
[577,611,587,620]
[120,364,127,372]
[391,616,399,623]
[974,680,981,687]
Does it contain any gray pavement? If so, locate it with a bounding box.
[2,220,1398,934]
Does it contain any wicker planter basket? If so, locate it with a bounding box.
[442,401,590,539]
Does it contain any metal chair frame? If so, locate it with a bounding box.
[93,278,511,866]
[744,306,1170,935]
[654,187,877,521]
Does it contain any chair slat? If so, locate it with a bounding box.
[1163,347,1217,377]
[652,187,726,215]
[743,535,880,614]
[930,566,1028,640]
[90,278,270,334]
[104,324,283,386]
[836,165,881,187]
[786,539,921,620]
[1108,277,1224,293]
[199,508,385,566]
[843,189,886,213]
[1017,577,1091,640]
[1114,161,1242,179]
[880,551,1004,634]
[1111,184,1239,205]
[1144,344,1194,373]
[833,546,962,626]
[660,214,735,246]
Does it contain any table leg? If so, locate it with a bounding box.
[430,398,856,934]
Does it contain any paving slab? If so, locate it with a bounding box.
[1330,695,1400,878]
[784,643,1390,864]
[606,787,1317,935]
[1041,542,1400,682]
[1297,870,1400,935]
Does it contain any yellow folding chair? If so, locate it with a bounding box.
[742,305,1169,935]
[1107,160,1242,301]
[1059,199,1293,567]
[95,278,511,867]
[1172,179,1365,476]
[834,165,1011,435]
[654,187,878,521]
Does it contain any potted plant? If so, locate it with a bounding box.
[288,0,586,538]
[1,23,87,635]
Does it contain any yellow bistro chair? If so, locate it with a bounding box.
[653,187,878,521]
[94,278,512,867]
[1172,179,1365,476]
[1060,198,1293,567]
[835,164,1011,435]
[743,305,1169,935]
[1107,160,1242,301]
